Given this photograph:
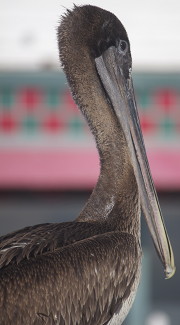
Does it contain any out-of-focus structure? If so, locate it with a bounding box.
[0,71,180,190]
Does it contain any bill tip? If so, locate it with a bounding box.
[165,265,176,279]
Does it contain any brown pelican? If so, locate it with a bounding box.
[0,5,175,325]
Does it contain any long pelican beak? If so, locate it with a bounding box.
[95,44,175,279]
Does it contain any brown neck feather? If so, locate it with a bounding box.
[58,10,140,236]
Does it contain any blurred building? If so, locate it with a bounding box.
[0,71,180,190]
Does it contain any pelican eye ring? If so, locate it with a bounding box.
[119,40,128,53]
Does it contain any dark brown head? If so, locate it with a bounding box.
[59,5,129,57]
[58,5,131,85]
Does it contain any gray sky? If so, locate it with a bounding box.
[0,0,180,70]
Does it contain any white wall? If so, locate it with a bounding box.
[0,0,180,70]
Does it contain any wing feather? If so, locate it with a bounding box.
[0,231,140,325]
[0,222,112,268]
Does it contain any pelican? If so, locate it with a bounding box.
[0,5,175,325]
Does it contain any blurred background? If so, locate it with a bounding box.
[0,0,179,324]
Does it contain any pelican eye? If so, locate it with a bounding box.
[119,40,128,53]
